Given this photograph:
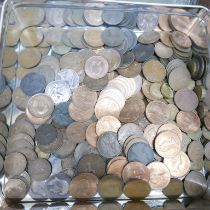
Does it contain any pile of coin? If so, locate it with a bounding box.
[1,4,210,203]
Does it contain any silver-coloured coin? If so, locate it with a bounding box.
[137,13,159,31]
[45,80,71,104]
[55,69,79,90]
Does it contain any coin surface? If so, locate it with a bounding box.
[69,173,98,199]
[147,161,171,190]
[98,175,123,199]
[3,47,17,68]
[123,179,151,199]
[187,140,204,161]
[133,43,154,62]
[137,13,158,31]
[138,31,160,44]
[86,123,98,147]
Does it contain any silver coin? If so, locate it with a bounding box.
[137,13,159,31]
[55,69,79,90]
[45,80,71,104]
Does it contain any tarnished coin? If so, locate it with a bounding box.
[160,31,173,48]
[27,94,54,118]
[102,9,124,25]
[174,89,198,112]
[137,13,158,31]
[96,116,121,136]
[171,31,192,49]
[45,80,71,104]
[66,122,89,144]
[0,121,8,139]
[3,47,17,68]
[0,154,3,173]
[28,158,51,181]
[132,43,154,62]
[97,131,122,159]
[118,123,143,146]
[77,154,105,178]
[205,142,210,160]
[159,14,172,31]
[72,9,86,26]
[2,66,15,84]
[163,179,184,199]
[143,60,166,82]
[184,171,207,198]
[187,141,204,161]
[138,31,160,44]
[149,82,163,99]
[85,56,109,79]
[52,102,74,128]
[204,112,210,131]
[164,151,190,178]
[161,83,174,99]
[176,111,200,133]
[72,203,97,210]
[98,202,121,210]
[46,8,65,27]
[6,26,21,47]
[123,179,151,200]
[20,27,43,47]
[124,201,150,210]
[122,161,150,183]
[98,175,123,199]
[101,27,125,47]
[69,173,98,200]
[18,48,41,69]
[52,45,71,55]
[146,101,170,125]
[29,180,48,200]
[0,87,11,109]
[86,123,98,147]
[46,173,71,200]
[4,152,27,177]
[155,42,173,59]
[155,131,181,158]
[147,161,171,190]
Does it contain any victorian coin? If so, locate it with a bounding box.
[122,161,150,183]
[163,179,183,199]
[147,162,171,190]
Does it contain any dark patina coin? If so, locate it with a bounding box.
[46,173,71,200]
[132,43,154,62]
[20,72,46,96]
[77,154,106,178]
[97,132,122,159]
[52,102,74,128]
[127,142,154,165]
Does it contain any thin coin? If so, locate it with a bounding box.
[123,179,151,200]
[147,161,171,190]
[98,175,123,199]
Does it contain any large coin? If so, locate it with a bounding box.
[147,161,171,190]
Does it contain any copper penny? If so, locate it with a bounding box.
[176,111,200,133]
[86,122,98,147]
[143,60,166,82]
[122,162,150,183]
[96,115,121,136]
[187,140,204,161]
[69,173,98,200]
[160,31,173,47]
[164,151,190,178]
[155,130,181,158]
[146,101,170,125]
[147,161,171,190]
[107,156,128,178]
[123,179,151,200]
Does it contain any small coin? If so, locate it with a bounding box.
[176,111,200,133]
[77,154,106,178]
[147,161,171,190]
[98,175,123,199]
[101,27,125,47]
[69,173,98,199]
[163,179,184,199]
[45,80,71,104]
[155,42,173,59]
[123,179,151,200]
[138,31,160,44]
[187,141,204,161]
[143,60,166,82]
[4,152,27,177]
[146,101,170,125]
[122,161,150,183]
[96,116,121,136]
[18,48,41,69]
[28,158,52,181]
[164,151,190,178]
[184,171,207,198]
[97,131,122,159]
[3,47,17,68]
[85,56,109,79]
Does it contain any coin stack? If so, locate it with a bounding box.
[1,4,210,203]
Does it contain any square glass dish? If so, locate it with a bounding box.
[0,0,210,209]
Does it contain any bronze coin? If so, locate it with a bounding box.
[160,31,173,47]
[98,175,123,199]
[176,111,200,133]
[122,162,150,183]
[159,14,172,31]
[187,141,204,161]
[146,101,170,125]
[123,179,151,200]
[3,47,17,68]
[86,122,98,147]
[119,96,145,123]
[138,31,160,44]
[162,179,184,199]
[69,173,98,200]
